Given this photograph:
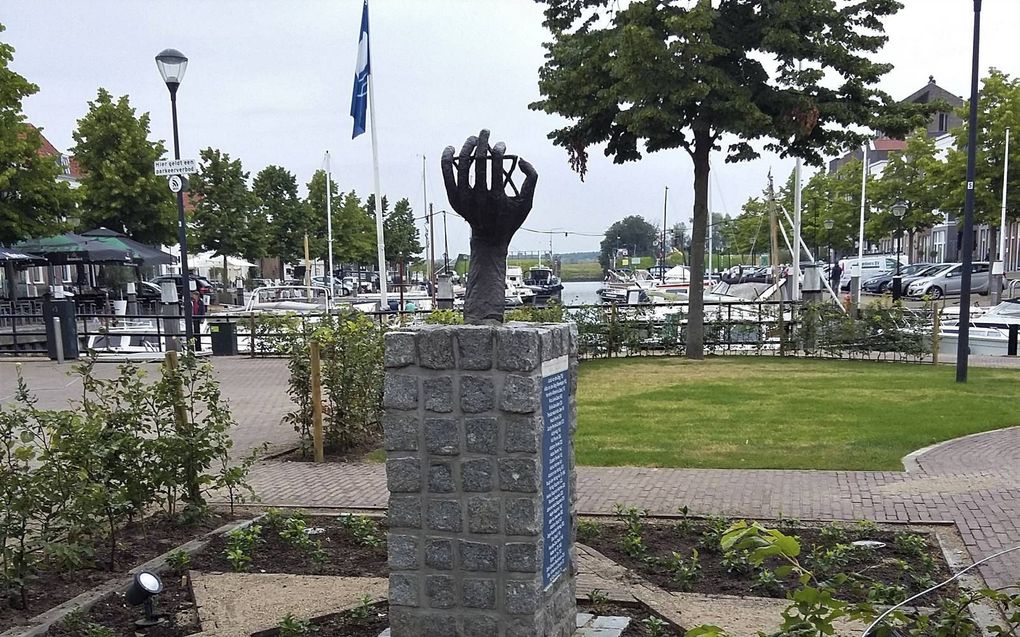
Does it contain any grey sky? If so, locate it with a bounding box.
[5,1,1019,257]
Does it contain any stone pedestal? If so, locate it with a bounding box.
[383,323,577,637]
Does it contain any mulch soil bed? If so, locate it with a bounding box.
[582,516,957,605]
[1,511,242,634]
[578,601,684,636]
[275,441,382,465]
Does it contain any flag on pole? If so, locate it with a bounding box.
[350,0,370,138]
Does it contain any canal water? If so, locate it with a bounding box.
[560,281,603,306]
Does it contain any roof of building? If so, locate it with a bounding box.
[902,76,965,108]
[872,138,907,152]
[23,123,82,180]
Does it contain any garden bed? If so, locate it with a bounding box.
[580,510,957,606]
[0,512,243,634]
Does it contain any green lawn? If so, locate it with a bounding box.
[576,357,1020,470]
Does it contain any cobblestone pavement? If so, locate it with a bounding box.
[0,356,294,458]
[243,427,1020,589]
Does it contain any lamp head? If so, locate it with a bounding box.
[155,48,188,87]
[892,201,907,219]
[125,571,163,606]
[824,219,834,230]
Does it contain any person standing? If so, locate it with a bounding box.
[829,261,843,291]
[190,290,206,351]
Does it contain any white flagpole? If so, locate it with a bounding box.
[325,151,335,298]
[368,72,388,308]
[997,127,1010,288]
[793,157,802,301]
[855,143,868,309]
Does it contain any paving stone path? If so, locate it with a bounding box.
[244,426,1020,590]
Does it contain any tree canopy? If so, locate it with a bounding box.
[253,165,311,268]
[71,88,176,245]
[598,215,657,270]
[532,0,927,358]
[0,23,77,245]
[384,197,423,263]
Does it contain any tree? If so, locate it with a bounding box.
[935,69,1020,253]
[71,89,176,245]
[305,170,342,267]
[384,197,423,272]
[0,23,77,245]
[191,148,261,287]
[598,215,657,270]
[253,165,311,274]
[532,0,929,358]
[869,130,942,262]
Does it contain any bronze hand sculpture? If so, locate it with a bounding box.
[441,129,538,324]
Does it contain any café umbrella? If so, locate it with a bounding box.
[80,228,176,266]
[11,232,145,265]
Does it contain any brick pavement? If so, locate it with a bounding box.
[241,427,1020,589]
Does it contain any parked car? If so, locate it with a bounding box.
[838,255,906,291]
[906,262,1001,299]
[861,262,932,294]
[150,274,214,297]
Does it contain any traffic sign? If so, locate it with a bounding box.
[154,158,198,176]
[167,175,188,193]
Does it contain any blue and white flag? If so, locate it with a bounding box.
[350,0,370,138]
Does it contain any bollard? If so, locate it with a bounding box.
[1009,325,1019,357]
[310,340,324,462]
[52,316,64,364]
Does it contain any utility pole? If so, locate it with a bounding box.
[429,203,436,303]
[993,127,1010,305]
[442,209,450,274]
[662,185,669,283]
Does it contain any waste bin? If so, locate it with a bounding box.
[209,319,239,356]
[42,297,79,361]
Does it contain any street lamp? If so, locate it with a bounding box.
[824,219,834,265]
[891,201,907,300]
[155,48,193,347]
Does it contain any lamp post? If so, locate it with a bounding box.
[824,219,834,265]
[155,48,193,347]
[891,202,907,300]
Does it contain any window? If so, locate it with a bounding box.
[937,113,948,132]
[972,263,989,273]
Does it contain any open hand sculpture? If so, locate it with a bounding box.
[441,129,538,324]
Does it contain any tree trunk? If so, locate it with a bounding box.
[223,254,230,294]
[464,237,508,324]
[686,132,711,359]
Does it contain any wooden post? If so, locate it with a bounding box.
[932,301,941,365]
[165,350,199,507]
[768,175,786,355]
[310,340,324,462]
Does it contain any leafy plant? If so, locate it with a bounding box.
[752,568,783,596]
[165,549,191,571]
[893,533,928,558]
[587,588,610,616]
[577,519,602,541]
[661,549,701,591]
[339,514,381,548]
[60,610,115,637]
[424,309,464,325]
[697,516,731,552]
[224,524,262,571]
[720,548,753,575]
[641,615,669,636]
[277,613,316,637]
[819,523,849,546]
[349,594,375,620]
[674,505,695,534]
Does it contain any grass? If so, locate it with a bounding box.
[575,357,1020,470]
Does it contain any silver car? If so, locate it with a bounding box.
[906,262,1000,299]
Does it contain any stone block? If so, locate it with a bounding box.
[498,458,539,493]
[505,579,540,614]
[467,496,500,534]
[428,462,454,493]
[384,332,417,368]
[459,540,498,572]
[461,458,494,492]
[462,578,496,609]
[388,607,417,634]
[424,537,454,570]
[388,534,418,570]
[463,614,499,636]
[386,457,421,493]
[383,373,418,410]
[389,572,419,607]
[427,499,462,532]
[424,418,459,455]
[457,326,494,370]
[500,374,538,413]
[420,613,458,637]
[418,327,456,369]
[425,574,455,609]
[383,413,419,452]
[464,417,497,454]
[497,328,541,372]
[507,615,544,637]
[540,328,566,361]
[505,541,538,572]
[422,376,454,413]
[388,495,421,529]
[505,498,539,536]
[504,413,539,453]
[460,375,494,413]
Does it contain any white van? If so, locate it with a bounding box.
[837,255,905,291]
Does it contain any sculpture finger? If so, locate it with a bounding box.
[458,136,477,192]
[490,141,506,196]
[441,145,459,208]
[474,129,490,192]
[518,158,538,208]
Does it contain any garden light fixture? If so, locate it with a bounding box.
[155,49,188,87]
[125,571,164,627]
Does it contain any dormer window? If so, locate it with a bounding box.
[937,112,948,133]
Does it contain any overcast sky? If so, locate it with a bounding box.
[5,1,1020,256]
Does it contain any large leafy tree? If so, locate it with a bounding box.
[935,69,1020,244]
[253,165,311,273]
[598,215,657,270]
[384,197,423,268]
[191,148,262,286]
[71,88,176,245]
[0,23,76,245]
[869,130,942,262]
[532,0,927,358]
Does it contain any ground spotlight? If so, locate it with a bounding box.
[125,571,164,628]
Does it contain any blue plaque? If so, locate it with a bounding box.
[541,355,570,589]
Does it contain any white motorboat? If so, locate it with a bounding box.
[506,266,536,305]
[938,299,1020,356]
